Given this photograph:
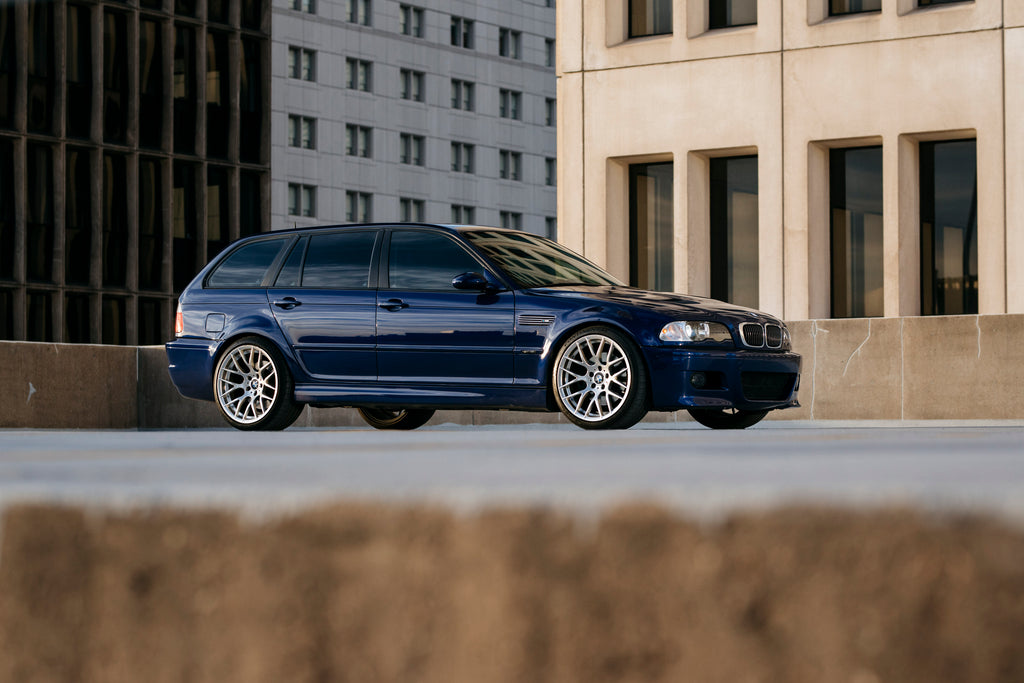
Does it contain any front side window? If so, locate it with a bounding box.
[629,0,672,38]
[208,239,286,288]
[830,146,883,318]
[829,0,881,16]
[710,155,758,309]
[388,231,481,290]
[629,162,673,291]
[708,0,757,30]
[302,231,376,288]
[920,139,977,315]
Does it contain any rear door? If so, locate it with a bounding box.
[375,228,515,385]
[268,230,380,381]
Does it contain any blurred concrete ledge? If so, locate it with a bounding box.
[2,313,1022,429]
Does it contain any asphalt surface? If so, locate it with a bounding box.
[1,421,1023,521]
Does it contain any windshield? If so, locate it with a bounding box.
[463,229,623,288]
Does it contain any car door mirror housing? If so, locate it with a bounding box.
[452,272,496,292]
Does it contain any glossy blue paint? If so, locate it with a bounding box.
[166,223,801,425]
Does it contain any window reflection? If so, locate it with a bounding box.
[830,146,883,318]
[240,37,263,163]
[67,5,92,140]
[920,139,977,316]
[66,148,93,286]
[139,19,164,150]
[629,0,672,38]
[207,31,230,158]
[708,0,757,30]
[629,162,673,292]
[173,25,196,154]
[139,157,164,290]
[104,10,128,143]
[710,156,758,309]
[207,166,231,259]
[27,0,54,134]
[173,162,197,292]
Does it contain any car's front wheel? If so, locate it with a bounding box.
[214,337,304,431]
[687,407,768,430]
[553,326,648,430]
[357,408,435,430]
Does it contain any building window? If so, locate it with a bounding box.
[346,191,372,222]
[241,0,264,29]
[1,3,16,129]
[451,142,474,173]
[451,16,474,48]
[288,47,315,81]
[288,115,316,149]
[629,0,672,38]
[102,153,128,287]
[451,79,474,110]
[206,166,230,259]
[173,24,196,154]
[138,157,164,291]
[400,69,425,102]
[346,58,372,91]
[708,0,757,29]
[291,0,315,13]
[239,37,264,165]
[829,0,881,16]
[545,98,556,126]
[65,293,92,343]
[499,89,522,119]
[710,156,758,310]
[26,143,54,283]
[173,161,198,292]
[65,147,93,286]
[345,124,372,157]
[830,146,883,318]
[0,139,11,280]
[629,162,673,292]
[27,0,55,134]
[104,10,129,144]
[918,0,968,5]
[400,5,424,37]
[138,18,163,149]
[546,217,557,240]
[499,28,521,59]
[920,139,977,316]
[400,198,425,222]
[545,39,555,67]
[289,183,316,217]
[66,4,93,140]
[347,0,371,25]
[545,158,556,186]
[206,31,230,159]
[499,150,522,181]
[451,204,475,223]
[400,133,425,166]
[27,291,53,342]
[500,211,523,230]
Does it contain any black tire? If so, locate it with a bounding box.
[552,326,649,430]
[357,407,435,430]
[213,336,304,431]
[687,407,768,430]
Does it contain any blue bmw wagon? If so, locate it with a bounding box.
[166,223,800,431]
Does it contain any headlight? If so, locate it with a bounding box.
[659,321,732,343]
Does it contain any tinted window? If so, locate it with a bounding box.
[274,237,306,287]
[302,231,376,288]
[464,230,621,288]
[389,231,481,290]
[207,239,285,287]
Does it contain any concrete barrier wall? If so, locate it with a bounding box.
[3,313,1023,429]
[2,503,1023,683]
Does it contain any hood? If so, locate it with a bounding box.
[532,285,778,323]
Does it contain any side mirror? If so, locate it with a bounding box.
[452,272,496,292]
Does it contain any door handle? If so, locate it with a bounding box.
[379,298,408,312]
[272,297,302,310]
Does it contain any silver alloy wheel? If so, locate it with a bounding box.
[555,333,632,422]
[216,343,279,425]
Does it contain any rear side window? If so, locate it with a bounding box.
[388,231,482,290]
[207,239,286,288]
[302,231,377,288]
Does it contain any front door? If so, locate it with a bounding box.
[375,229,515,385]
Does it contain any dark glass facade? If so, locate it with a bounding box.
[710,156,758,309]
[920,139,977,316]
[830,146,884,318]
[629,162,674,292]
[0,0,270,345]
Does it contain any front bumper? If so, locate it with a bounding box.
[644,346,801,412]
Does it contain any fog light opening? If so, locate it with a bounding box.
[690,372,707,389]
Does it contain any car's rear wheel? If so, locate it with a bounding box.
[687,407,768,430]
[357,408,435,430]
[214,337,304,431]
[553,326,648,430]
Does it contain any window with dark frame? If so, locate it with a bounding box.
[830,146,883,318]
[346,124,372,157]
[345,191,372,222]
[499,28,521,59]
[829,0,881,16]
[400,69,425,102]
[499,89,522,119]
[139,18,163,149]
[347,0,371,25]
[451,16,473,48]
[629,162,673,292]
[451,142,474,173]
[346,58,372,91]
[920,139,977,316]
[708,0,757,30]
[66,4,93,140]
[709,155,759,310]
[451,79,474,110]
[400,133,425,166]
[400,198,425,222]
[400,5,424,37]
[629,0,672,38]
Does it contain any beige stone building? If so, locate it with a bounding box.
[557,0,1023,322]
